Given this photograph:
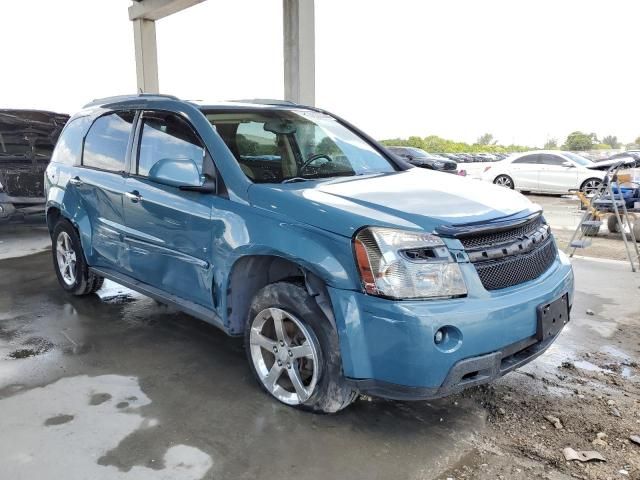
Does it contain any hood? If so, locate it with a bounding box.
[248,168,539,237]
[589,157,638,170]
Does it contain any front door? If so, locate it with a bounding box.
[122,111,214,308]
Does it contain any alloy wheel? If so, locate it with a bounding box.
[495,175,513,188]
[249,307,319,405]
[582,179,602,195]
[56,231,77,286]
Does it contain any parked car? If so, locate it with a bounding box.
[45,94,574,413]
[0,109,69,222]
[481,150,606,194]
[386,146,457,173]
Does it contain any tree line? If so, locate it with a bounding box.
[380,132,640,153]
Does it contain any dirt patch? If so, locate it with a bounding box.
[7,336,54,359]
[89,393,112,406]
[44,414,74,426]
[438,330,640,479]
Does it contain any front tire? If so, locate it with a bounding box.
[52,219,104,295]
[493,174,514,189]
[580,178,602,195]
[245,281,357,413]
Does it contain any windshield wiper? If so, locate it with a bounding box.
[281,177,309,184]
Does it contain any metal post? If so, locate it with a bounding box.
[283,0,315,105]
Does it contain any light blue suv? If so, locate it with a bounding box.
[45,94,574,412]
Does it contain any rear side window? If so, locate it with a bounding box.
[50,116,91,165]
[83,111,135,172]
[137,111,204,177]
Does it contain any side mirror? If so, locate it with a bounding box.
[148,157,205,189]
[562,161,575,168]
[405,154,414,161]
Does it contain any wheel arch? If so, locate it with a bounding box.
[46,200,93,262]
[494,173,515,188]
[225,254,338,336]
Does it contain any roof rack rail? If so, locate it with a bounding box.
[83,93,181,108]
[229,98,298,106]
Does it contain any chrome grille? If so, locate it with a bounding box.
[459,216,544,249]
[472,236,557,291]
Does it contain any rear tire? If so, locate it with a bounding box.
[52,219,104,295]
[244,281,357,413]
[493,174,514,189]
[607,215,621,234]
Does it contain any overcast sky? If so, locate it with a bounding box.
[1,0,638,146]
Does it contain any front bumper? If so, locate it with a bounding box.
[327,250,574,399]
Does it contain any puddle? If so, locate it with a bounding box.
[97,280,145,304]
[573,360,606,373]
[0,375,213,479]
[621,366,635,379]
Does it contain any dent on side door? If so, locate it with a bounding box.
[122,177,214,307]
[73,168,127,268]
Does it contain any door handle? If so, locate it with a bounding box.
[69,176,83,186]
[125,191,142,203]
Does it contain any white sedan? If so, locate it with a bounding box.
[480,150,606,194]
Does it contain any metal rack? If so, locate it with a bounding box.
[566,159,640,272]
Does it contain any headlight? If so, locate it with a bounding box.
[353,227,467,299]
[433,161,444,169]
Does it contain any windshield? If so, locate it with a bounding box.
[205,109,396,183]
[564,152,592,166]
[406,147,430,158]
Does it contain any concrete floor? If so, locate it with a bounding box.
[0,252,488,480]
[0,200,638,480]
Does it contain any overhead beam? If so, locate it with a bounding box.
[283,0,315,106]
[129,0,206,21]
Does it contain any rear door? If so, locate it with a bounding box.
[507,154,540,190]
[74,111,135,270]
[122,110,214,307]
[537,153,578,193]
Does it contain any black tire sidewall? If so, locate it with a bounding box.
[581,178,601,193]
[52,219,89,294]
[607,215,621,234]
[244,282,354,413]
[494,175,514,189]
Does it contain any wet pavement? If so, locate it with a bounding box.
[0,245,638,479]
[0,252,486,480]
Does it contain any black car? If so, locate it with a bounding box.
[386,146,458,173]
[0,109,69,223]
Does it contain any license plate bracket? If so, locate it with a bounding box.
[536,293,569,341]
